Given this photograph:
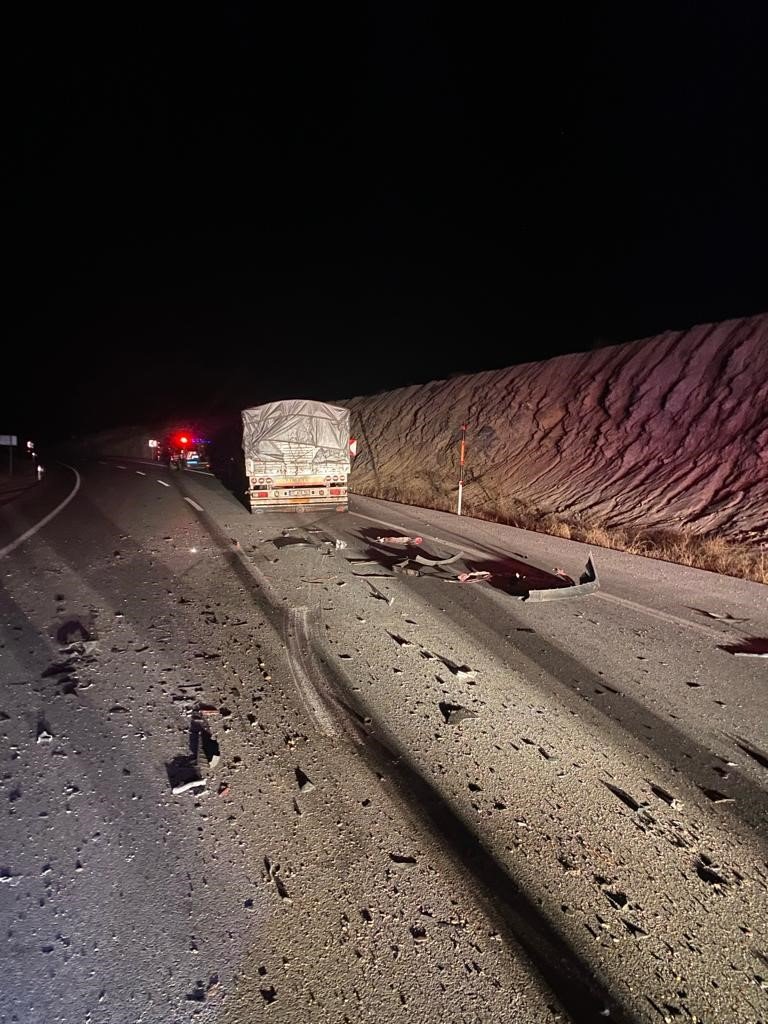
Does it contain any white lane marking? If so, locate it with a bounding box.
[135,471,146,476]
[350,510,727,641]
[98,461,108,465]
[184,497,204,511]
[116,465,126,470]
[594,591,725,641]
[0,465,82,560]
[157,479,170,487]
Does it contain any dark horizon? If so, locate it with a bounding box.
[7,4,767,441]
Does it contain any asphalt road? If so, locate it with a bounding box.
[1,460,766,1024]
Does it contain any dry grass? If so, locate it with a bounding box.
[354,482,767,585]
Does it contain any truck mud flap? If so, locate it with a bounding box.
[524,554,599,602]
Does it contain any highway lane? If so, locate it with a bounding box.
[168,469,768,1024]
[0,461,565,1024]
[1,460,766,1023]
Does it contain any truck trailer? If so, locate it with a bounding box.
[242,400,350,512]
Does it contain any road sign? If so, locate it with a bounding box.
[0,435,18,446]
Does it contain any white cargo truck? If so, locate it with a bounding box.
[241,400,350,512]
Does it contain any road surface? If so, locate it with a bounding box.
[1,459,766,1023]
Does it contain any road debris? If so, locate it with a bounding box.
[413,550,463,567]
[649,783,681,808]
[457,570,492,583]
[439,701,478,725]
[694,608,750,622]
[721,637,768,657]
[698,786,735,804]
[387,632,413,648]
[733,736,768,770]
[172,779,206,795]
[603,782,645,813]
[366,580,394,605]
[264,856,291,901]
[389,852,417,864]
[295,767,315,793]
[374,535,423,546]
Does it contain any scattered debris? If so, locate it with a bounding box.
[201,732,221,768]
[36,724,54,744]
[366,580,394,605]
[650,783,681,808]
[553,569,575,586]
[721,638,768,657]
[604,890,628,909]
[525,554,599,602]
[439,702,478,725]
[603,782,644,813]
[56,619,93,644]
[698,786,735,804]
[622,919,648,938]
[295,767,315,793]
[733,736,768,770]
[260,986,277,1004]
[389,853,417,865]
[387,632,413,648]
[374,535,423,546]
[413,550,463,567]
[217,784,230,798]
[695,855,729,888]
[457,571,493,583]
[335,539,347,550]
[694,609,749,622]
[172,779,206,796]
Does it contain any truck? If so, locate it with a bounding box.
[241,399,351,512]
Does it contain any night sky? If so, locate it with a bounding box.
[8,4,767,440]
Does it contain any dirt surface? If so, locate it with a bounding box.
[1,460,767,1023]
[342,313,768,543]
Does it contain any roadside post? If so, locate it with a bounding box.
[456,423,467,516]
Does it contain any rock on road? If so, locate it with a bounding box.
[0,459,766,1024]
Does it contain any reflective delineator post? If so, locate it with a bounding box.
[456,423,467,516]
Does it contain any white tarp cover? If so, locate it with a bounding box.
[242,400,350,465]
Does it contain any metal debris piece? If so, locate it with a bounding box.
[387,633,413,648]
[374,535,423,546]
[650,783,681,808]
[366,581,394,605]
[525,554,599,602]
[733,736,768,770]
[696,609,749,622]
[458,570,492,583]
[295,767,315,793]
[172,779,206,795]
[698,786,735,803]
[603,782,644,813]
[413,550,464,567]
[553,568,575,586]
[439,701,478,725]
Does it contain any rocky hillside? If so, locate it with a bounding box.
[343,315,768,543]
